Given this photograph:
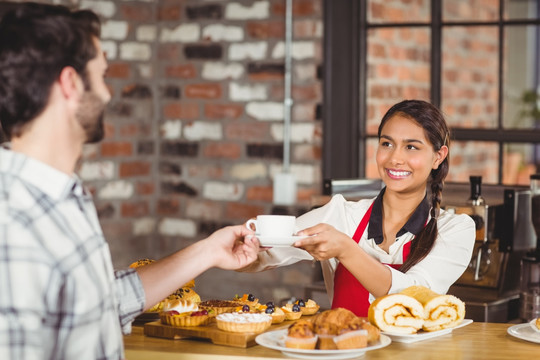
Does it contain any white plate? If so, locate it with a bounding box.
[507,321,540,344]
[252,235,306,247]
[530,318,540,333]
[255,329,391,359]
[381,319,473,344]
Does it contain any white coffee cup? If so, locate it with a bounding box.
[246,215,296,238]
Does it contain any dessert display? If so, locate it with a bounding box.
[258,301,285,324]
[281,303,303,320]
[234,293,260,308]
[160,299,211,327]
[215,312,272,333]
[199,299,244,314]
[295,298,320,315]
[284,319,318,349]
[368,285,466,333]
[284,307,380,350]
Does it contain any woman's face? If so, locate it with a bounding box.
[376,114,448,195]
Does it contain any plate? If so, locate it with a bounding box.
[507,321,540,344]
[255,329,391,359]
[381,319,473,344]
[252,235,306,247]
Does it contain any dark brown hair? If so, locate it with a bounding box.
[377,99,450,272]
[0,2,101,138]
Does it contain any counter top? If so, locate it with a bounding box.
[124,321,538,359]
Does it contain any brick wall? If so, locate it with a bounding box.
[8,0,323,303]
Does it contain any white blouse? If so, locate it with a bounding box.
[242,194,476,303]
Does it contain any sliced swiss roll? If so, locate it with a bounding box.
[400,285,465,332]
[367,293,424,334]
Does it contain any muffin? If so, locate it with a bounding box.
[284,320,318,349]
[333,329,368,349]
[215,313,272,333]
[282,303,302,320]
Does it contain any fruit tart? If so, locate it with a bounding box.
[199,299,244,314]
[281,303,302,320]
[259,301,285,324]
[233,293,259,308]
[295,298,320,316]
[160,299,212,327]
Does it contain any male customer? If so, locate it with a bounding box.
[0,3,258,359]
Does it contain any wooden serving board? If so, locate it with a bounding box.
[143,320,292,348]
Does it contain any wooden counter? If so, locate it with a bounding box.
[124,322,538,359]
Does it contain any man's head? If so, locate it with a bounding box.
[0,2,107,142]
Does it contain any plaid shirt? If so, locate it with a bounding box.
[0,147,145,360]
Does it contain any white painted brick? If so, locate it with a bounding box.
[225,1,269,20]
[82,144,99,158]
[294,64,316,81]
[119,42,151,61]
[271,123,315,143]
[203,24,243,42]
[202,62,244,80]
[98,180,134,199]
[101,20,128,40]
[136,25,157,42]
[160,120,182,140]
[160,24,200,43]
[230,163,267,180]
[80,0,116,17]
[272,41,316,60]
[137,64,153,78]
[101,41,117,60]
[183,122,222,141]
[228,42,267,61]
[158,218,197,237]
[203,181,244,201]
[185,199,223,220]
[78,161,115,180]
[270,163,316,185]
[133,217,156,236]
[229,83,267,101]
[246,102,284,121]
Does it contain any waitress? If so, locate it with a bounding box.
[242,99,475,317]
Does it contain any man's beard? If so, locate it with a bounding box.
[76,90,106,144]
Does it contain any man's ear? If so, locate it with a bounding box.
[57,66,84,101]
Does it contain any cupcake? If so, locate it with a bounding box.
[282,303,302,320]
[215,312,272,333]
[284,320,318,349]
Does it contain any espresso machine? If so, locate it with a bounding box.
[445,183,536,323]
[519,174,540,321]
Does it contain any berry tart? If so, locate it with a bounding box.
[259,301,286,324]
[295,299,320,316]
[199,299,244,315]
[160,299,211,327]
[281,303,303,320]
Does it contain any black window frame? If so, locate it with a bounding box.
[323,0,540,185]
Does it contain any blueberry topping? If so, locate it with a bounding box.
[265,301,274,307]
[242,305,250,312]
[247,294,255,302]
[265,307,275,314]
[296,299,305,307]
[292,304,301,312]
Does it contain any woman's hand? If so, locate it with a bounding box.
[294,223,356,261]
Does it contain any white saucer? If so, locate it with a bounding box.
[507,321,540,344]
[248,235,305,247]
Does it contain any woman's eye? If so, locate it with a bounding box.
[406,144,418,150]
[380,141,392,147]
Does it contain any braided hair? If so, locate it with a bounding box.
[376,100,450,273]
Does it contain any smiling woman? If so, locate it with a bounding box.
[241,99,475,318]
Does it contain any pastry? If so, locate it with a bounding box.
[160,299,211,327]
[368,293,424,334]
[284,320,318,349]
[199,300,244,314]
[259,302,285,324]
[282,303,302,320]
[295,299,320,315]
[215,313,272,333]
[169,286,201,303]
[234,293,259,307]
[536,318,540,330]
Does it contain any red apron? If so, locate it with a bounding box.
[331,203,412,317]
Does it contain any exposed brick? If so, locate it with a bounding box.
[247,63,284,80]
[122,84,152,98]
[247,144,283,159]
[158,3,181,21]
[293,144,322,161]
[165,64,197,78]
[160,85,181,99]
[121,201,149,217]
[272,0,321,16]
[158,44,180,61]
[225,202,265,221]
[101,142,133,157]
[186,164,225,178]
[120,4,154,21]
[120,124,139,137]
[184,44,223,59]
[107,102,133,117]
[161,142,199,157]
[225,122,269,141]
[186,4,222,19]
[292,83,321,101]
[136,181,155,195]
[161,181,197,196]
[185,83,222,99]
[96,203,115,219]
[159,161,182,175]
[157,198,180,215]
[101,221,132,240]
[119,161,151,177]
[104,123,115,139]
[199,221,232,236]
[185,199,223,220]
[107,63,131,78]
[297,187,318,203]
[204,103,244,119]
[138,141,155,155]
[246,21,284,39]
[203,142,242,159]
[246,185,273,202]
[163,103,199,119]
[294,19,322,38]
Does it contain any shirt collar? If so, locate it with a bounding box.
[367,187,430,244]
[0,146,82,201]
